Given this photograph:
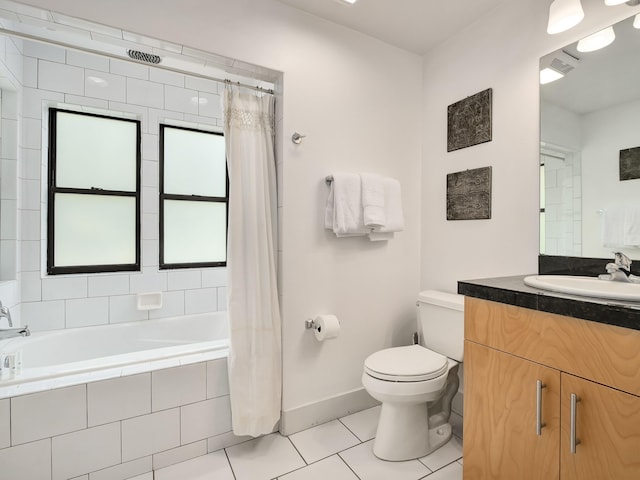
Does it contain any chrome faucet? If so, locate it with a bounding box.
[599,252,640,283]
[0,301,30,339]
[0,300,13,327]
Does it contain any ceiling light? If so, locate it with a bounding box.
[634,13,640,28]
[577,26,615,52]
[604,0,628,5]
[540,67,565,84]
[547,0,585,34]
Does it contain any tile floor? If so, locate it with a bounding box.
[145,406,463,480]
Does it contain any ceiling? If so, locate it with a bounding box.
[276,0,506,55]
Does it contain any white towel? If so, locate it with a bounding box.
[368,177,404,241]
[324,173,368,236]
[602,206,625,248]
[361,173,386,228]
[623,205,640,247]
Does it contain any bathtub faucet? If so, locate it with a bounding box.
[0,300,12,327]
[0,326,30,340]
[0,301,29,339]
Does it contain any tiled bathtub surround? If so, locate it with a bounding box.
[0,357,248,480]
[2,32,238,330]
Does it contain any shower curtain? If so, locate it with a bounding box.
[222,86,282,437]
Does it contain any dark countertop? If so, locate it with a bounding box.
[458,275,640,332]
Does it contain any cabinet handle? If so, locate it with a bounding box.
[536,380,547,436]
[570,393,581,454]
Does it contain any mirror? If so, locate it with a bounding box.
[540,14,640,261]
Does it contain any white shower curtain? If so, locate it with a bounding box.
[222,86,282,437]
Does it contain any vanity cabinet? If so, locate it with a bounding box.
[463,297,640,480]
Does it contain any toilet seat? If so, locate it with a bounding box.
[364,344,448,382]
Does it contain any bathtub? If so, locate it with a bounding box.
[0,311,229,398]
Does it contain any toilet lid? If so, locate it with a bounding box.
[364,345,449,382]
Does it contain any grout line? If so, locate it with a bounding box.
[336,452,362,480]
[285,435,307,465]
[337,417,366,443]
[223,447,237,480]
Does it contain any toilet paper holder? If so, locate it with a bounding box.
[305,319,316,329]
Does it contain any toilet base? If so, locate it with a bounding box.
[372,402,453,461]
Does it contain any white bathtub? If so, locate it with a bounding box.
[0,312,229,398]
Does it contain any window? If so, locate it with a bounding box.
[159,125,227,269]
[47,108,141,274]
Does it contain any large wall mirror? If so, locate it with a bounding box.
[540,13,640,262]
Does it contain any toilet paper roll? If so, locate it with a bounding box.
[313,314,340,341]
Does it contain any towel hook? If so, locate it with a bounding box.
[291,132,306,144]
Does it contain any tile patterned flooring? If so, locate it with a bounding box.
[148,406,463,480]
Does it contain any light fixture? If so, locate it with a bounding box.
[540,68,565,84]
[577,26,615,52]
[547,0,585,34]
[336,0,357,4]
[634,13,640,28]
[604,0,628,5]
[539,50,578,85]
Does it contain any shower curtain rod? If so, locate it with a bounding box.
[0,27,275,95]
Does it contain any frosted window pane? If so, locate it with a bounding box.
[164,200,226,264]
[54,194,136,266]
[163,128,226,197]
[56,111,137,191]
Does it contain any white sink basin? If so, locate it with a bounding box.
[524,275,640,302]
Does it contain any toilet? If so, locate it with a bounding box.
[362,290,464,461]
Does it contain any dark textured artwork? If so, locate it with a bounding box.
[447,88,492,152]
[447,167,492,220]
[620,147,640,181]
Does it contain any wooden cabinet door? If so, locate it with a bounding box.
[463,341,560,480]
[561,373,640,480]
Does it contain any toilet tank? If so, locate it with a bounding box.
[417,290,464,362]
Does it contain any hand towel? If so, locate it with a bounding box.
[325,173,368,236]
[361,173,386,228]
[623,205,640,247]
[602,206,625,248]
[368,177,404,241]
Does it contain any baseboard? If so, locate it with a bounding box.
[280,387,379,436]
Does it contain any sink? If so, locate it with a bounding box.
[524,275,640,302]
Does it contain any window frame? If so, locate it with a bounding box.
[47,108,142,275]
[158,124,228,270]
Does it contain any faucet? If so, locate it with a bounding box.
[0,300,13,327]
[598,252,640,283]
[0,301,30,339]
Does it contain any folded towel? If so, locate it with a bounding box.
[369,177,404,235]
[325,173,368,236]
[361,173,386,228]
[602,206,625,248]
[623,205,640,247]
[369,231,395,242]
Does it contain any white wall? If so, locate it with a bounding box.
[16,0,423,431]
[420,0,639,292]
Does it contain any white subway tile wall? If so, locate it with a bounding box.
[0,28,240,479]
[2,359,233,479]
[0,398,9,449]
[6,36,228,332]
[11,384,87,445]
[87,373,152,427]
